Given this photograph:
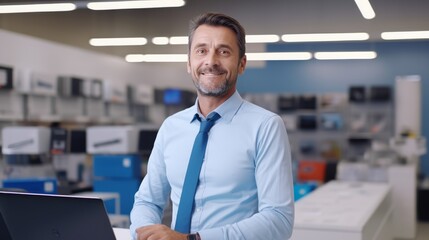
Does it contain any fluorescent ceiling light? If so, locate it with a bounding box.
[246,35,280,43]
[87,0,185,10]
[89,37,147,46]
[247,52,312,61]
[169,36,188,45]
[0,3,76,14]
[152,37,169,45]
[381,31,429,40]
[282,33,369,42]
[127,51,378,62]
[165,35,281,45]
[354,0,376,19]
[126,52,313,63]
[314,51,377,60]
[126,54,188,62]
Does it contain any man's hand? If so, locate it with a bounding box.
[136,224,188,240]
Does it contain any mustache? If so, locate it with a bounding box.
[199,66,226,75]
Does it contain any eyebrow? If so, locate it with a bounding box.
[192,43,234,51]
[217,44,234,51]
[192,43,207,49]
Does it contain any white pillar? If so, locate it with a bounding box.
[395,75,421,138]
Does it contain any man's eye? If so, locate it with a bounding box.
[196,49,206,54]
[219,50,230,55]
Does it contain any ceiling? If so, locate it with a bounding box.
[0,0,428,59]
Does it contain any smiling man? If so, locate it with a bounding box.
[130,13,294,240]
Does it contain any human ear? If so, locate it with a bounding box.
[238,55,247,74]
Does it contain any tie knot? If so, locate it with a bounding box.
[199,112,220,133]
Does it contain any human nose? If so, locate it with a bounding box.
[205,50,219,66]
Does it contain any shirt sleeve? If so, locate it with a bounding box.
[129,124,171,240]
[198,114,295,240]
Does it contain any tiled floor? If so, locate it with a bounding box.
[416,221,429,240]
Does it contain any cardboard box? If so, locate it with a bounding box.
[297,160,326,183]
[87,126,139,154]
[294,182,318,201]
[93,154,141,179]
[2,127,51,154]
[94,179,141,215]
[2,178,57,194]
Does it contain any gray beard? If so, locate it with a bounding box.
[194,78,232,97]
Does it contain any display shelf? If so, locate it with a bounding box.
[244,88,394,167]
[0,91,25,121]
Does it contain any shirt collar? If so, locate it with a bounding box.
[189,91,244,123]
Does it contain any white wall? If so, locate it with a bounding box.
[0,29,193,90]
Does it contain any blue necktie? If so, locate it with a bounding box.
[175,112,221,233]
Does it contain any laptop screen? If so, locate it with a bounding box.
[0,191,116,240]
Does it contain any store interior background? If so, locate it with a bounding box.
[1,0,429,239]
[239,40,429,175]
[1,0,427,174]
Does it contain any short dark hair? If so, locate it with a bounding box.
[188,13,246,59]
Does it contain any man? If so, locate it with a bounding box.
[130,13,294,240]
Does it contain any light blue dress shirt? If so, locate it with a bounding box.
[130,91,294,240]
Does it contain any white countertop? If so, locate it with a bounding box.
[113,227,131,240]
[294,180,391,231]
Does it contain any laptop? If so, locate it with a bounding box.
[0,191,117,240]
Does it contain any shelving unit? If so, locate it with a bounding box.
[243,85,394,184]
